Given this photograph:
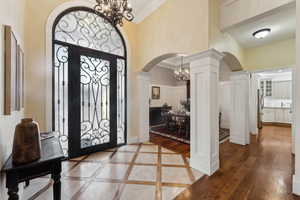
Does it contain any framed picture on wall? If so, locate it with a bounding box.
[20,48,25,108]
[16,45,23,111]
[4,25,19,115]
[152,86,160,100]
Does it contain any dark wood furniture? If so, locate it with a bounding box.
[2,137,64,200]
[186,80,190,99]
[169,113,190,140]
[150,106,172,126]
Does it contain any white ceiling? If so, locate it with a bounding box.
[129,0,166,23]
[226,4,296,49]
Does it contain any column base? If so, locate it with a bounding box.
[293,175,300,196]
[139,135,150,143]
[190,153,219,176]
[230,135,247,146]
[127,137,139,144]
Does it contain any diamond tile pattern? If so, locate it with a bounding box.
[21,143,204,200]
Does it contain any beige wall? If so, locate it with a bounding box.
[209,0,245,67]
[0,0,26,197]
[24,0,138,132]
[244,38,296,70]
[137,0,210,69]
[24,0,212,140]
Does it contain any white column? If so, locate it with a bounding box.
[189,49,223,176]
[230,72,250,145]
[293,1,300,195]
[137,72,150,143]
[292,68,296,155]
[249,74,259,135]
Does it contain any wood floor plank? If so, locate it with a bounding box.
[174,126,300,200]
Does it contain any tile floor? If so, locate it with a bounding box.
[21,143,204,200]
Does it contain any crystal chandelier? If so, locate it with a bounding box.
[94,0,134,26]
[174,56,190,81]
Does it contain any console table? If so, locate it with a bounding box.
[150,106,172,126]
[2,137,64,200]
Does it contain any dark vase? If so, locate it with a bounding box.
[12,118,41,165]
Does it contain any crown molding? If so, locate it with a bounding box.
[133,0,166,23]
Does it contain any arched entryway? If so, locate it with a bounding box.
[137,49,225,176]
[51,7,127,158]
[146,54,191,146]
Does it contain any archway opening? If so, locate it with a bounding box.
[219,52,243,144]
[148,55,191,151]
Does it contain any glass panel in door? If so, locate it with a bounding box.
[80,55,111,148]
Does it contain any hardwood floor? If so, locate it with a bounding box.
[150,133,190,157]
[173,126,300,200]
[20,127,299,199]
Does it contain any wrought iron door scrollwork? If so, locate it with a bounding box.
[54,44,69,154]
[55,10,124,56]
[53,8,127,156]
[80,55,110,148]
[117,59,125,144]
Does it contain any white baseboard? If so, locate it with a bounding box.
[293,175,300,196]
[139,135,150,144]
[230,135,247,145]
[0,172,6,200]
[127,137,140,144]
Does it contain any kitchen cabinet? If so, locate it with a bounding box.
[286,109,293,123]
[260,80,272,97]
[272,81,292,99]
[275,109,284,123]
[262,108,292,124]
[262,108,275,122]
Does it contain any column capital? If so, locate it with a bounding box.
[188,49,224,73]
[230,71,250,80]
[186,49,224,64]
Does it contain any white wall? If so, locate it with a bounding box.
[249,74,259,134]
[0,0,26,198]
[150,66,186,86]
[220,61,232,81]
[221,0,295,30]
[293,0,300,195]
[219,82,231,129]
[150,84,187,110]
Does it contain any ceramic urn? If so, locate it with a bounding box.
[12,118,41,165]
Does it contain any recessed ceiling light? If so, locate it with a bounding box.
[253,28,271,39]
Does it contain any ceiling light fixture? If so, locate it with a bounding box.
[174,56,190,81]
[94,0,134,26]
[253,28,271,39]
